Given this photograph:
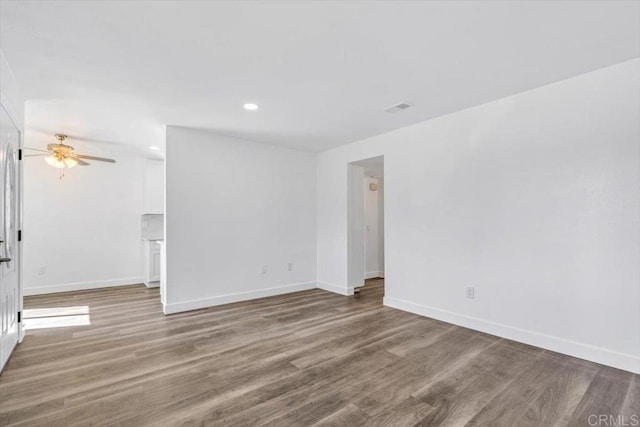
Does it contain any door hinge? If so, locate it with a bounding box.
[18,230,22,242]
[18,311,22,323]
[18,149,23,160]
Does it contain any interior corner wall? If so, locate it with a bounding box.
[316,58,640,373]
[0,50,24,130]
[164,126,317,313]
[22,141,146,295]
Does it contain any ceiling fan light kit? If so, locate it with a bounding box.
[44,155,67,169]
[25,134,116,178]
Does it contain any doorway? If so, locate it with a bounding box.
[347,155,384,297]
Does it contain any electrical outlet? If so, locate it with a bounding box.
[38,266,47,275]
[261,264,268,275]
[287,263,293,272]
[466,287,475,299]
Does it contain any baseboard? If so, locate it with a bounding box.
[317,281,354,296]
[163,281,317,314]
[364,271,384,279]
[384,296,640,375]
[23,277,144,296]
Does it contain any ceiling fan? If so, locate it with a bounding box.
[26,134,116,170]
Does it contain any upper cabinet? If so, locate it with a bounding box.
[143,159,164,213]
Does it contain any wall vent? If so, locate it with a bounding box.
[384,102,413,113]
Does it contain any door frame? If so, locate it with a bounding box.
[347,155,385,292]
[0,98,24,351]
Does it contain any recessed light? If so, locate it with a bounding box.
[149,146,161,151]
[243,103,259,111]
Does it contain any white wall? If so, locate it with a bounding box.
[377,177,384,276]
[346,164,365,293]
[316,59,640,373]
[23,141,146,295]
[364,177,381,278]
[164,126,317,313]
[143,159,164,214]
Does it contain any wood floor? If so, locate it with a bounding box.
[0,279,637,426]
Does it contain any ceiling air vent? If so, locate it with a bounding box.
[384,102,413,113]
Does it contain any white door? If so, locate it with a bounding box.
[0,104,20,373]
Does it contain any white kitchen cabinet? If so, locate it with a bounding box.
[141,214,163,240]
[143,240,162,287]
[143,159,164,214]
[159,241,166,309]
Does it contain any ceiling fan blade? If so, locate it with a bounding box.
[25,154,48,157]
[74,158,90,166]
[25,147,50,153]
[75,154,116,163]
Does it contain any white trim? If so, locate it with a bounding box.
[364,271,384,279]
[384,296,640,375]
[163,281,317,314]
[23,277,144,296]
[317,281,354,296]
[144,280,160,288]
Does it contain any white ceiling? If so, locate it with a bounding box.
[1,1,638,153]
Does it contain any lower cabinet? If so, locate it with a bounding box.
[144,240,162,287]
